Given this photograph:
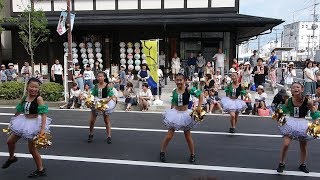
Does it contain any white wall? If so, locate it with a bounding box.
[96,0,116,10]
[141,0,161,9]
[74,0,93,11]
[164,0,184,9]
[212,0,235,7]
[118,0,138,10]
[187,0,208,8]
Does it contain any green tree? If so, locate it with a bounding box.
[17,0,49,74]
[0,0,5,32]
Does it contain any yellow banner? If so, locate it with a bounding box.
[141,40,158,83]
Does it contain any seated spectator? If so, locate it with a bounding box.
[271,88,288,111]
[206,88,223,114]
[60,83,81,109]
[192,73,200,88]
[213,70,223,90]
[34,70,43,83]
[138,83,153,111]
[80,83,91,109]
[242,87,253,114]
[111,73,120,90]
[126,70,134,83]
[123,82,137,111]
[204,74,215,91]
[108,82,119,98]
[257,101,270,116]
[253,85,267,115]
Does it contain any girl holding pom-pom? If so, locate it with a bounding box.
[2,77,51,178]
[276,81,319,173]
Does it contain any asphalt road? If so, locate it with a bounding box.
[0,108,319,180]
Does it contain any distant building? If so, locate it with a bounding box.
[283,21,320,60]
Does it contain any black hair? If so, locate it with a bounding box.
[142,83,148,88]
[27,77,42,85]
[257,58,264,62]
[176,73,186,79]
[291,81,304,87]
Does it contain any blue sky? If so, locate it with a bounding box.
[239,0,319,48]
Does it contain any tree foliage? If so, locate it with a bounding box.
[16,1,50,73]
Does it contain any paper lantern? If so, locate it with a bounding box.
[96,53,102,59]
[135,60,141,66]
[127,59,134,65]
[90,64,94,68]
[134,42,140,48]
[72,54,78,59]
[127,42,133,48]
[81,53,87,59]
[120,53,126,59]
[97,58,103,63]
[122,65,126,70]
[141,49,145,54]
[82,59,89,64]
[95,42,101,48]
[73,59,78,64]
[87,42,93,48]
[134,54,140,60]
[120,59,126,65]
[141,54,146,60]
[99,64,103,69]
[72,48,78,53]
[127,48,133,54]
[87,48,93,54]
[119,42,125,48]
[83,64,88,69]
[128,65,134,70]
[142,60,147,64]
[72,42,77,48]
[88,53,94,59]
[89,59,95,64]
[79,43,85,48]
[135,66,141,71]
[95,48,101,53]
[80,48,86,54]
[127,53,133,59]
[134,48,140,54]
[64,48,68,52]
[120,48,126,53]
[63,42,68,48]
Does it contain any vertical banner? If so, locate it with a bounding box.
[57,11,76,36]
[141,40,159,88]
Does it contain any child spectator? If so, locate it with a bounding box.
[83,64,95,89]
[80,83,91,109]
[123,82,137,111]
[126,70,134,83]
[34,70,43,83]
[119,65,127,98]
[242,87,253,114]
[206,88,223,114]
[269,66,277,92]
[214,70,223,89]
[253,85,267,115]
[111,73,120,91]
[60,83,81,109]
[0,64,7,82]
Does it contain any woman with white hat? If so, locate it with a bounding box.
[253,85,267,115]
[284,62,296,90]
[220,72,247,133]
[241,62,252,88]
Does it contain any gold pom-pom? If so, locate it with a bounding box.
[33,133,52,149]
[307,121,320,139]
[190,107,206,122]
[2,127,10,135]
[272,109,286,126]
[85,95,95,108]
[95,99,109,113]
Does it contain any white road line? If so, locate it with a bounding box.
[0,152,318,177]
[0,110,270,118]
[0,122,283,138]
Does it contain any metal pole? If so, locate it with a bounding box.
[157,39,160,99]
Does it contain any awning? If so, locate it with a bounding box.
[2,12,283,44]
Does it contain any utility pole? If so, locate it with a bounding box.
[308,35,311,58]
[64,0,72,102]
[311,0,319,60]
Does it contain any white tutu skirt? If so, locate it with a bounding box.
[163,109,198,131]
[278,117,312,141]
[9,114,52,140]
[220,97,247,113]
[92,100,117,116]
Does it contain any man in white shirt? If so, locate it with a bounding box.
[213,48,226,77]
[83,64,95,89]
[51,59,64,85]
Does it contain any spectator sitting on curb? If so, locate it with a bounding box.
[138,83,153,111]
[123,82,137,111]
[80,83,91,109]
[60,83,81,109]
[206,88,223,114]
[271,89,288,112]
[242,87,253,115]
[253,85,267,115]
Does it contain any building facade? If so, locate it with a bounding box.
[283,21,320,60]
[2,0,282,75]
